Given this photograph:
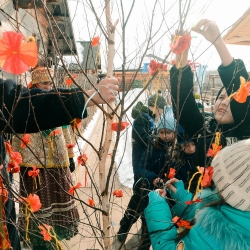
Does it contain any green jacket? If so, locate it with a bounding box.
[145,181,250,250]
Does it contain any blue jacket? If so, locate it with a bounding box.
[132,109,155,170]
[133,138,170,185]
[145,181,250,250]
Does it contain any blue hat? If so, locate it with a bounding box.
[177,124,192,144]
[157,106,176,132]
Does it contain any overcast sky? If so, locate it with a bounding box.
[69,0,250,71]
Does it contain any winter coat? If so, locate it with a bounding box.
[172,150,197,192]
[145,181,250,250]
[133,138,170,185]
[0,78,87,135]
[170,59,250,167]
[131,107,156,170]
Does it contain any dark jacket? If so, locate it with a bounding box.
[131,107,155,169]
[0,78,87,134]
[170,59,250,167]
[172,149,196,192]
[133,138,170,184]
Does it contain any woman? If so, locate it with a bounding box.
[170,19,250,168]
[12,67,80,249]
[145,139,250,250]
[0,65,118,250]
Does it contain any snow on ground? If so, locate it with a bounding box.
[73,89,149,188]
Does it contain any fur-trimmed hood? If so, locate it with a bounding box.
[195,205,250,250]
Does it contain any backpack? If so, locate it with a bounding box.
[131,101,149,119]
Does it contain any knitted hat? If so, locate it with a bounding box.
[31,66,54,84]
[177,124,192,145]
[148,94,167,109]
[157,106,176,132]
[212,139,250,211]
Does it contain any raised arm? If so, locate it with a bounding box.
[170,45,204,138]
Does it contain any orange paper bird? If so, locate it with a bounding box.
[66,143,75,149]
[4,141,13,154]
[148,59,168,76]
[21,134,31,148]
[199,166,214,188]
[68,182,82,195]
[172,216,192,229]
[10,151,22,164]
[7,162,20,173]
[168,168,176,179]
[70,118,82,129]
[28,166,40,178]
[77,153,88,166]
[185,198,203,205]
[229,77,250,103]
[25,194,42,212]
[170,34,191,54]
[88,198,95,207]
[207,143,222,157]
[112,189,123,197]
[38,224,52,241]
[49,129,61,137]
[91,36,100,47]
[111,121,129,132]
[65,74,77,86]
[0,31,38,74]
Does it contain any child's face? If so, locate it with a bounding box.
[181,142,196,154]
[214,88,234,124]
[158,129,174,142]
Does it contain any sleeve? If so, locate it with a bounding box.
[145,191,178,250]
[62,125,75,158]
[168,181,196,220]
[218,59,250,135]
[170,65,204,138]
[133,114,153,147]
[133,146,158,184]
[0,79,88,133]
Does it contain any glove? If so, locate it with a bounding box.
[69,158,75,172]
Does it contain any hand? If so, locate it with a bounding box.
[156,189,166,197]
[165,178,179,193]
[153,177,163,187]
[85,77,119,106]
[192,19,222,45]
[192,19,233,66]
[69,158,75,173]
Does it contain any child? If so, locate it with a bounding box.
[132,106,176,250]
[170,19,250,168]
[145,138,250,250]
[117,93,167,242]
[172,125,197,192]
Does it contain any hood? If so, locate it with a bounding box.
[195,205,250,250]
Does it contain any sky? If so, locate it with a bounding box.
[68,0,250,71]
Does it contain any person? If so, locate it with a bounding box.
[172,124,197,192]
[117,93,167,243]
[132,106,176,250]
[0,66,119,249]
[11,67,80,249]
[145,138,250,250]
[170,19,250,168]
